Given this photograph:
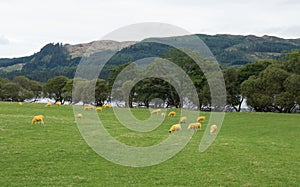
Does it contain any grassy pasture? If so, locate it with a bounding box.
[0,102,299,186]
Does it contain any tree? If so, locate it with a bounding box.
[43,76,68,103]
[12,76,42,100]
[121,80,135,108]
[0,78,10,101]
[284,50,300,74]
[223,68,243,112]
[160,48,209,109]
[241,64,295,112]
[62,79,73,103]
[95,79,109,106]
[284,74,300,110]
[241,76,272,112]
[1,82,21,101]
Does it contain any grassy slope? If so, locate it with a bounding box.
[0,102,299,186]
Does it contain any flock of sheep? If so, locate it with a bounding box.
[29,102,217,135]
[151,109,217,135]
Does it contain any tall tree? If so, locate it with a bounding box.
[95,79,109,106]
[223,68,243,112]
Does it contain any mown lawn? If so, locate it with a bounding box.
[0,102,299,186]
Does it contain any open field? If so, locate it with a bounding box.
[0,102,299,186]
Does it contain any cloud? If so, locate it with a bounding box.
[0,35,10,45]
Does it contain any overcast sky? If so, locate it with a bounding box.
[0,0,299,58]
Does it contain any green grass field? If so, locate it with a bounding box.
[0,102,299,186]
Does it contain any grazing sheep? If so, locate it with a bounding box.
[96,107,102,111]
[103,104,110,108]
[197,116,206,122]
[55,101,61,106]
[210,124,217,134]
[75,113,83,118]
[45,103,52,107]
[32,115,44,124]
[151,109,161,115]
[169,124,182,133]
[84,105,94,110]
[180,116,187,123]
[187,123,202,131]
[168,111,176,117]
[161,112,166,117]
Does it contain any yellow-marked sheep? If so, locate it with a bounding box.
[84,105,94,110]
[187,123,201,131]
[210,124,217,134]
[55,101,61,106]
[75,113,83,118]
[18,102,23,106]
[32,115,44,124]
[169,124,181,133]
[168,111,176,117]
[180,116,187,123]
[161,112,165,117]
[102,104,110,108]
[45,103,52,107]
[197,116,206,122]
[96,107,102,111]
[151,109,161,115]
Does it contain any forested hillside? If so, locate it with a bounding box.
[0,34,299,82]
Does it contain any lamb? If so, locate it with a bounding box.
[151,109,161,115]
[32,115,44,124]
[187,123,201,131]
[169,124,182,133]
[197,116,206,122]
[210,124,217,134]
[55,101,61,106]
[180,116,187,123]
[161,112,166,117]
[45,103,52,107]
[168,111,176,117]
[96,107,102,111]
[75,113,83,118]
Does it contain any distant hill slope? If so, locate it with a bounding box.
[197,34,300,66]
[0,34,299,82]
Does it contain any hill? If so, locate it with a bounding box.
[0,34,299,82]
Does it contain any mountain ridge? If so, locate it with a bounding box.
[0,34,300,82]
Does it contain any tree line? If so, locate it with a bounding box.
[0,50,299,113]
